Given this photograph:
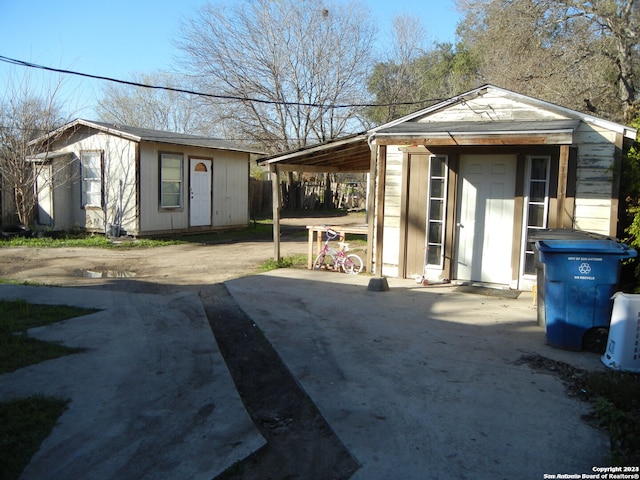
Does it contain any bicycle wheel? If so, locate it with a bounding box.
[313,252,336,271]
[342,254,363,274]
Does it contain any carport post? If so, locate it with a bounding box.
[270,163,281,261]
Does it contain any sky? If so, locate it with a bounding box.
[0,0,461,119]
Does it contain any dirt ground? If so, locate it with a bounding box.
[0,213,365,479]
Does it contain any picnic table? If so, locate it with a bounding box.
[306,224,368,269]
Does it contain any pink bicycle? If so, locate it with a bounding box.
[312,228,363,274]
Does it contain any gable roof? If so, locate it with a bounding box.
[371,84,637,140]
[259,84,637,172]
[30,119,265,155]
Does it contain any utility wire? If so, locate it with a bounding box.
[0,54,443,109]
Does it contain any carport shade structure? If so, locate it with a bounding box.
[258,119,580,277]
[257,84,637,285]
[258,133,375,272]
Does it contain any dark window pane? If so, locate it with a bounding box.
[430,178,444,198]
[524,252,536,275]
[530,182,546,202]
[430,157,446,177]
[429,199,443,220]
[531,157,548,180]
[528,204,545,227]
[428,221,442,243]
[427,245,441,265]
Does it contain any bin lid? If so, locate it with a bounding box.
[528,229,614,242]
[535,239,638,258]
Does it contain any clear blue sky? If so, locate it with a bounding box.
[0,0,461,119]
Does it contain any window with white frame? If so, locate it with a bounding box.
[522,155,551,275]
[426,155,448,267]
[81,151,102,208]
[160,153,183,208]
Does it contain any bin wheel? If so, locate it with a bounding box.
[582,327,608,354]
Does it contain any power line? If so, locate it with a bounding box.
[0,54,443,109]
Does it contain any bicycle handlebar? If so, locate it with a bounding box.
[322,226,339,241]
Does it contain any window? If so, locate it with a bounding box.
[426,155,448,267]
[81,151,102,208]
[522,156,551,275]
[160,153,183,208]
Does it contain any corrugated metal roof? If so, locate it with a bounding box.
[258,133,371,172]
[86,121,265,153]
[256,120,581,171]
[29,119,265,155]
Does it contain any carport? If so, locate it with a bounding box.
[259,85,636,289]
[259,133,378,273]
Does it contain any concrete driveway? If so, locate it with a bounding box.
[0,285,264,480]
[226,269,609,480]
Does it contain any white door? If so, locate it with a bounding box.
[189,159,212,227]
[36,165,53,226]
[455,154,516,284]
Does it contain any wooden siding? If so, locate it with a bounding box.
[46,132,137,233]
[373,87,628,284]
[139,144,249,234]
[574,200,615,235]
[572,124,619,235]
[212,155,249,227]
[381,146,403,276]
[41,130,250,235]
[419,90,568,123]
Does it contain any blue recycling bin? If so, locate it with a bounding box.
[536,239,637,351]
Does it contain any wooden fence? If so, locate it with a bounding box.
[249,178,366,214]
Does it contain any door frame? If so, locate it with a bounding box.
[189,157,212,227]
[454,153,518,285]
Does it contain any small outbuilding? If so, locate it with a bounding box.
[29,119,263,236]
[260,85,638,291]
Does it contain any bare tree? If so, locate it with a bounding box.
[367,16,432,123]
[177,0,376,153]
[0,69,70,226]
[96,72,220,136]
[366,19,479,124]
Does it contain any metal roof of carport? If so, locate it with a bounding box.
[258,133,372,172]
[257,119,584,173]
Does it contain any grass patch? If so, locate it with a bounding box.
[0,395,69,480]
[581,370,640,465]
[258,254,308,272]
[0,222,277,248]
[0,299,98,374]
[172,220,275,244]
[1,212,364,248]
[0,278,45,287]
[0,299,96,479]
[2,234,183,249]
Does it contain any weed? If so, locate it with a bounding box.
[582,370,640,464]
[259,254,307,272]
